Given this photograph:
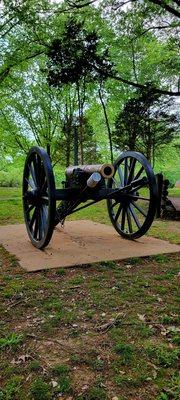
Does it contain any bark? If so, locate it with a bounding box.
[148,0,180,19]
[98,87,114,163]
[66,137,71,167]
[93,65,180,97]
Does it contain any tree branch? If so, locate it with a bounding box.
[131,42,138,83]
[66,0,97,9]
[135,23,179,39]
[148,0,180,19]
[0,50,45,84]
[1,20,19,38]
[105,70,180,96]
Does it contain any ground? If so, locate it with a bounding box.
[0,188,179,400]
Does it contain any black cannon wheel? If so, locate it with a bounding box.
[22,147,56,249]
[107,151,158,239]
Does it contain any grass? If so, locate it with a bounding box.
[0,333,23,351]
[0,188,179,399]
[0,187,22,198]
[0,244,179,399]
[168,187,180,197]
[29,378,52,400]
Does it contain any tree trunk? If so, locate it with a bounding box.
[98,87,113,163]
[74,125,78,165]
[77,82,84,164]
[66,138,71,167]
[129,128,136,151]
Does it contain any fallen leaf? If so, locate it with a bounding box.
[51,380,58,388]
[137,313,146,322]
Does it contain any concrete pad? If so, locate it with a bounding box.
[0,220,179,272]
[168,197,180,212]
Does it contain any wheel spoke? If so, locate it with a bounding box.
[25,177,35,190]
[38,208,43,240]
[42,204,48,218]
[29,208,36,230]
[127,158,136,184]
[120,176,148,193]
[133,165,144,181]
[29,163,37,188]
[124,158,128,186]
[39,157,46,188]
[110,200,118,209]
[121,207,126,231]
[40,206,46,235]
[131,201,148,217]
[129,204,141,229]
[112,177,119,187]
[40,168,46,189]
[28,204,35,213]
[33,155,41,188]
[41,195,49,205]
[127,194,150,201]
[117,166,124,186]
[41,177,47,194]
[114,204,122,222]
[130,180,149,192]
[34,208,39,239]
[126,207,133,233]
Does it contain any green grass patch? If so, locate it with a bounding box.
[0,333,23,351]
[0,238,179,399]
[77,386,108,400]
[29,378,52,400]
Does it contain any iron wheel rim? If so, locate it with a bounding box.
[22,147,56,249]
[107,151,158,239]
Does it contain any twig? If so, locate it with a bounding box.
[96,313,124,333]
[7,299,24,310]
[26,334,83,354]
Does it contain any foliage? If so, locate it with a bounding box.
[47,17,112,87]
[113,85,179,162]
[29,378,52,400]
[0,333,23,351]
[0,0,179,170]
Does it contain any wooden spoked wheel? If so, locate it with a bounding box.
[22,147,56,249]
[107,151,158,239]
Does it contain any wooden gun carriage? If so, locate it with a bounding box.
[23,147,158,249]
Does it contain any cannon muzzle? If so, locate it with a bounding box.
[66,163,114,179]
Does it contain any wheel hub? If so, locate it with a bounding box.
[25,189,42,206]
[116,189,132,207]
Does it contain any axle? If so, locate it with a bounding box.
[55,175,148,223]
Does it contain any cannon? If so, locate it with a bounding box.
[22,147,158,249]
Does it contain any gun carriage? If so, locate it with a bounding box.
[23,147,157,249]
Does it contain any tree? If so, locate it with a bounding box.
[47,17,112,163]
[0,0,179,172]
[113,85,179,164]
[99,0,180,96]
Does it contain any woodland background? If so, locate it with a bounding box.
[0,0,179,186]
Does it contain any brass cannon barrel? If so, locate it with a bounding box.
[66,163,115,179]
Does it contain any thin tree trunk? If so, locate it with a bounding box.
[146,121,152,162]
[98,87,113,163]
[77,82,84,164]
[66,137,71,167]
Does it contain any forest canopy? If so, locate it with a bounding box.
[0,0,179,184]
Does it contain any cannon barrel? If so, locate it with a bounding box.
[66,163,114,179]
